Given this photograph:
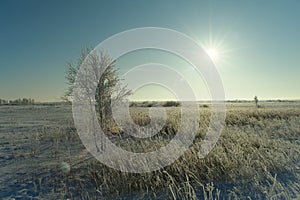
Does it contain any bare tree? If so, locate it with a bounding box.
[64,48,131,132]
[254,96,258,108]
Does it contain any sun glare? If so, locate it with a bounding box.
[206,48,220,62]
[189,32,232,66]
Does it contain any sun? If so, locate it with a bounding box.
[206,48,220,62]
[189,32,231,66]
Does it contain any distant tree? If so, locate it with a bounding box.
[12,98,22,105]
[254,96,258,108]
[22,98,28,105]
[64,48,131,132]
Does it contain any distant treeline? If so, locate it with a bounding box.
[130,101,181,107]
[129,101,210,108]
[0,98,35,105]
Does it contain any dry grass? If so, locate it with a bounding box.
[1,102,300,199]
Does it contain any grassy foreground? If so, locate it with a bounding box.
[0,102,300,199]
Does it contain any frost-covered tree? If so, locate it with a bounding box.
[254,96,258,108]
[64,48,131,132]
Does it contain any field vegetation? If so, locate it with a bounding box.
[0,101,300,199]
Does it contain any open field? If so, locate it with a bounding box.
[0,101,300,199]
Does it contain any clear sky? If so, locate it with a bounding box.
[1,0,299,101]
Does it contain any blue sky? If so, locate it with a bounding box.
[1,0,299,101]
